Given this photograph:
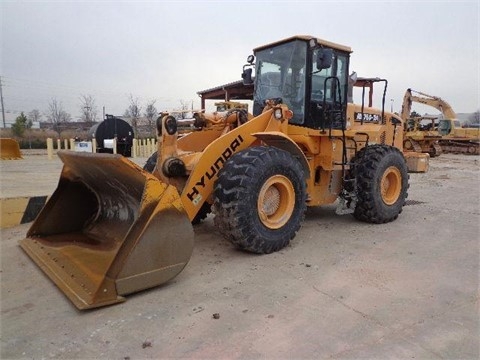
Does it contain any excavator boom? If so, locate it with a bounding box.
[401,88,457,120]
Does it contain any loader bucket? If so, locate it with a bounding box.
[19,151,194,310]
[0,138,22,160]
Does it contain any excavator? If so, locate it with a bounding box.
[401,89,480,155]
[20,35,424,310]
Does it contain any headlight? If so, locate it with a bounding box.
[274,108,283,120]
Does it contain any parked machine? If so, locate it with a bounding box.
[401,89,480,154]
[0,138,22,160]
[402,115,443,157]
[88,114,134,157]
[215,101,249,112]
[20,35,422,310]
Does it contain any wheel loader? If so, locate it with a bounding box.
[20,35,417,310]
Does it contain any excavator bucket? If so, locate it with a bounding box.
[0,138,22,160]
[19,151,194,310]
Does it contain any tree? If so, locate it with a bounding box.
[46,98,71,136]
[124,94,142,136]
[28,109,42,123]
[11,112,29,137]
[79,94,98,124]
[177,99,193,119]
[144,99,158,136]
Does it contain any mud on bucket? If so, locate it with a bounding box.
[19,151,194,310]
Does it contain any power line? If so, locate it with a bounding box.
[0,75,198,118]
[1,75,180,103]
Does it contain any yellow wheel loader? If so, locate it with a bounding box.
[20,35,415,310]
[0,138,22,159]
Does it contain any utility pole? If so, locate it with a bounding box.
[0,76,6,128]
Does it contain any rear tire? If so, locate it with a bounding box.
[352,145,409,223]
[213,146,307,254]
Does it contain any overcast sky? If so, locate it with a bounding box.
[1,0,479,122]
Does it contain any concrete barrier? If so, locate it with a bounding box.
[132,138,156,158]
[45,137,156,159]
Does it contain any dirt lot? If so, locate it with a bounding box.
[1,151,479,359]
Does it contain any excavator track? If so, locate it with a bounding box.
[438,139,480,155]
[432,143,443,157]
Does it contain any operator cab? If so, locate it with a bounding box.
[242,35,352,130]
[438,119,460,136]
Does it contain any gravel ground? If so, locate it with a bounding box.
[1,152,479,359]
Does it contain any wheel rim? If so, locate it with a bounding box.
[257,175,295,229]
[381,166,402,205]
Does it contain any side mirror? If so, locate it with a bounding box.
[316,48,333,70]
[242,67,253,85]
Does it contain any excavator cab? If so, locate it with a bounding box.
[438,119,453,136]
[244,36,351,130]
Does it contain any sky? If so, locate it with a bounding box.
[1,0,479,123]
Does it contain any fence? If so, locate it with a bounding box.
[46,138,157,160]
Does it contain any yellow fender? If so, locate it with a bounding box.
[251,131,310,178]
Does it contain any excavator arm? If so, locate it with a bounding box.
[401,88,457,120]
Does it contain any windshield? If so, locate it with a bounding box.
[253,40,307,124]
[310,49,348,104]
[438,119,452,135]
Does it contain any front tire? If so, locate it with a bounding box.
[213,146,307,254]
[352,145,409,223]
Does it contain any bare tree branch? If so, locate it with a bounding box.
[144,99,157,136]
[46,98,71,136]
[28,109,42,123]
[79,94,98,124]
[124,94,142,136]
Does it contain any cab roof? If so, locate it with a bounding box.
[253,35,352,54]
